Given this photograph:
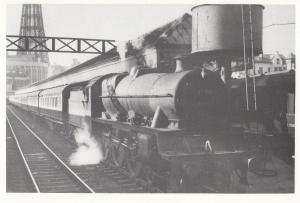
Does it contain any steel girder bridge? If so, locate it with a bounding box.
[6,35,117,54]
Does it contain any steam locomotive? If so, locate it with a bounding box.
[9,5,273,192]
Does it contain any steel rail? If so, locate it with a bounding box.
[6,116,40,193]
[7,107,95,193]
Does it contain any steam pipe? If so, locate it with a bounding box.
[249,5,258,111]
[241,5,250,111]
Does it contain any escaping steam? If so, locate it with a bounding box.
[117,41,128,61]
[69,122,103,166]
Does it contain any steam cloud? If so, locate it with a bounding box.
[117,42,127,61]
[69,122,103,166]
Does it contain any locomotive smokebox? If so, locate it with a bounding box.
[191,4,264,56]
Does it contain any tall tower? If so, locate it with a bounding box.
[17,4,49,64]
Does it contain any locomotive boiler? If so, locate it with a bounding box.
[9,4,266,192]
[101,68,227,130]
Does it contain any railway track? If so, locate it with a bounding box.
[6,106,150,193]
[7,109,95,193]
[6,120,37,192]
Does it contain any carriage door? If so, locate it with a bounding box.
[68,86,87,127]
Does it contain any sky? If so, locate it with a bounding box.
[6,4,295,67]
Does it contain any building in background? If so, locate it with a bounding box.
[7,54,48,92]
[121,13,192,72]
[6,4,49,93]
[286,52,296,70]
[232,52,295,79]
[48,63,67,77]
[70,58,81,68]
[48,58,81,77]
[271,52,287,72]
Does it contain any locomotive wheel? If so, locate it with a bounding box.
[111,141,126,167]
[48,121,55,131]
[212,169,232,192]
[64,124,75,139]
[167,167,189,192]
[199,161,238,193]
[102,135,112,161]
[229,169,248,192]
[142,166,156,185]
[126,151,143,178]
[66,125,77,144]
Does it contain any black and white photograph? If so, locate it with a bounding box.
[4,1,296,197]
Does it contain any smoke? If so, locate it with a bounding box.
[69,122,103,166]
[117,41,128,61]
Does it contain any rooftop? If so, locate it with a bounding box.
[24,13,193,89]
